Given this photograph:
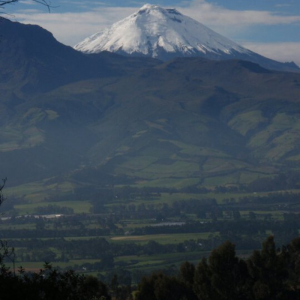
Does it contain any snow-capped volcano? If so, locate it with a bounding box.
[75,4,299,72]
[75,4,249,59]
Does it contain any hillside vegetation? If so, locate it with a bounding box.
[1,54,300,194]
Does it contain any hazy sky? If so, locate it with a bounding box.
[3,0,300,65]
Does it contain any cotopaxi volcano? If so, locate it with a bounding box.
[75,4,299,73]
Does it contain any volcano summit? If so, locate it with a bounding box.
[75,4,299,72]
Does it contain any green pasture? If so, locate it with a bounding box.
[0,223,36,230]
[136,177,201,188]
[202,158,248,174]
[159,140,229,158]
[116,191,240,206]
[6,180,76,202]
[130,162,199,181]
[247,113,300,162]
[202,175,239,186]
[287,153,300,162]
[110,232,214,245]
[0,125,44,152]
[228,110,266,137]
[238,171,273,184]
[117,155,158,171]
[121,221,158,229]
[142,160,199,174]
[114,251,210,272]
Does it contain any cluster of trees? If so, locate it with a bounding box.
[3,236,300,299]
[238,192,300,206]
[136,236,300,300]
[0,261,110,300]
[247,172,300,192]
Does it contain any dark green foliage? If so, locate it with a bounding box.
[248,172,300,192]
[193,258,215,300]
[247,236,290,300]
[0,262,110,300]
[286,237,300,298]
[135,237,300,300]
[194,241,250,300]
[2,237,300,299]
[136,272,197,300]
[0,178,7,206]
[180,261,195,287]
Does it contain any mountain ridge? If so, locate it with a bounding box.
[0,17,161,95]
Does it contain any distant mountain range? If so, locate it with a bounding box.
[0,16,300,196]
[75,4,299,73]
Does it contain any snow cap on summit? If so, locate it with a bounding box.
[139,4,160,10]
[74,4,250,60]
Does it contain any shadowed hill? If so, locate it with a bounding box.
[0,17,161,95]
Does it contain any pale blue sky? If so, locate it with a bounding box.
[3,0,300,65]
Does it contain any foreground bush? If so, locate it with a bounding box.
[0,262,110,300]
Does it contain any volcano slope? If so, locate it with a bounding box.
[1,54,299,190]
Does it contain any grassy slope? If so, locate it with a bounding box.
[1,58,300,195]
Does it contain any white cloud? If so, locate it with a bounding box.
[19,0,36,5]
[14,8,41,13]
[241,42,300,66]
[14,7,136,45]
[177,1,300,65]
[178,0,300,34]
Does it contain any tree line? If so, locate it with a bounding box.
[135,236,300,300]
[2,236,300,299]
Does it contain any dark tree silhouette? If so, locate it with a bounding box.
[248,236,290,300]
[194,241,251,300]
[0,177,7,206]
[0,0,51,11]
